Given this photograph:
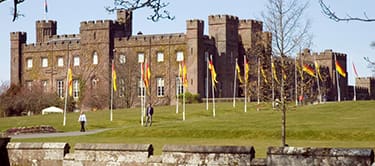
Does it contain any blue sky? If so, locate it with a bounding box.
[1,0,375,85]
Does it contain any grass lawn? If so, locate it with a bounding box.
[1,100,374,158]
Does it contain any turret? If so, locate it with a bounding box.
[117,9,133,37]
[10,32,27,85]
[36,20,57,43]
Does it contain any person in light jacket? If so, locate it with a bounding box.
[78,111,87,132]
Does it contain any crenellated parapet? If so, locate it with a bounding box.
[23,40,80,52]
[80,20,126,30]
[48,34,80,41]
[114,33,186,47]
[238,19,263,32]
[10,32,27,43]
[208,14,239,25]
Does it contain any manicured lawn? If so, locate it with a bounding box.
[1,100,375,158]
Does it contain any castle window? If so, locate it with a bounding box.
[119,78,125,97]
[138,53,144,63]
[119,54,126,64]
[57,57,64,67]
[138,79,145,97]
[73,56,80,66]
[157,52,164,62]
[42,80,48,92]
[176,51,184,62]
[57,80,64,98]
[26,58,33,69]
[93,52,98,65]
[176,76,184,95]
[41,57,48,67]
[26,80,32,90]
[157,77,165,97]
[73,79,80,99]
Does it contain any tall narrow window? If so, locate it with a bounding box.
[57,80,64,98]
[73,80,80,99]
[41,57,48,67]
[119,78,125,97]
[73,56,80,66]
[176,51,184,62]
[176,76,184,95]
[57,57,64,67]
[26,81,32,90]
[26,58,33,69]
[157,52,164,62]
[93,52,98,65]
[138,79,145,97]
[42,80,48,92]
[157,77,165,97]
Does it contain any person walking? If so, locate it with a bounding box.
[78,111,87,132]
[145,103,154,127]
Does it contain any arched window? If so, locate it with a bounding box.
[93,52,98,65]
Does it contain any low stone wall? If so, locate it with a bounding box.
[7,142,70,166]
[162,144,255,165]
[63,143,153,165]
[267,146,374,166]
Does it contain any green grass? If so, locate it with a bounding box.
[1,101,375,158]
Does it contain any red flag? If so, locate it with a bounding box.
[144,60,150,88]
[182,61,188,87]
[302,64,316,77]
[208,59,218,88]
[352,63,358,77]
[335,60,346,77]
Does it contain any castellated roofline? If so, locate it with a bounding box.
[208,14,239,24]
[23,40,80,52]
[357,77,375,81]
[238,19,263,28]
[36,20,57,24]
[80,19,126,30]
[115,33,186,42]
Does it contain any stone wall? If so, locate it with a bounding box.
[63,143,153,165]
[7,142,70,166]
[267,146,374,166]
[162,144,255,165]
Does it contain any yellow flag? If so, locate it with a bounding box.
[182,61,188,87]
[208,60,218,88]
[272,62,279,84]
[67,68,73,96]
[244,58,249,82]
[236,61,243,83]
[261,67,268,84]
[112,62,117,91]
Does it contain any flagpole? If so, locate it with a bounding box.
[63,44,70,126]
[244,55,247,113]
[314,54,322,103]
[271,56,275,109]
[176,62,180,114]
[294,56,298,106]
[334,54,341,102]
[233,58,238,108]
[211,55,216,117]
[183,86,186,121]
[140,63,144,126]
[44,0,48,21]
[206,53,209,111]
[353,62,357,101]
[182,60,186,121]
[257,56,260,111]
[110,59,114,121]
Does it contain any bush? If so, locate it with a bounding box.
[178,92,201,104]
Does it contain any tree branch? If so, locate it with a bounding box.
[105,0,174,22]
[319,0,375,22]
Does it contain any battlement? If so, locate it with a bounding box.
[239,19,263,29]
[80,20,125,30]
[208,14,239,24]
[320,49,347,58]
[23,40,80,52]
[10,31,27,42]
[36,20,57,27]
[49,34,80,41]
[186,19,204,27]
[116,33,185,42]
[357,77,375,81]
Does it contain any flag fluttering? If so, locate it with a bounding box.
[335,60,346,77]
[182,61,188,87]
[67,68,73,96]
[315,61,323,80]
[261,67,268,84]
[352,62,358,77]
[208,59,218,88]
[302,64,316,77]
[112,62,117,91]
[44,0,48,13]
[236,61,243,83]
[144,60,150,88]
[244,58,249,82]
[271,62,279,84]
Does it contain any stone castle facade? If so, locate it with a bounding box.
[10,10,271,108]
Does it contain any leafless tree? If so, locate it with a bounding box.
[319,0,375,22]
[1,0,173,22]
[262,0,311,147]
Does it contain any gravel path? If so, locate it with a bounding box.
[10,128,112,139]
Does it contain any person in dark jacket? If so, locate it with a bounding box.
[145,103,154,127]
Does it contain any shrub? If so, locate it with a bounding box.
[178,92,201,103]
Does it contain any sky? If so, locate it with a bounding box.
[1,0,375,85]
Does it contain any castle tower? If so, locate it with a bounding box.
[36,20,57,43]
[208,15,239,97]
[238,19,263,53]
[186,19,204,94]
[117,9,133,37]
[10,32,27,85]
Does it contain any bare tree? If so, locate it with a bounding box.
[106,0,174,22]
[1,0,173,22]
[262,0,311,147]
[319,0,375,22]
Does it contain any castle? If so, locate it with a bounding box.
[10,10,375,109]
[10,10,271,108]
